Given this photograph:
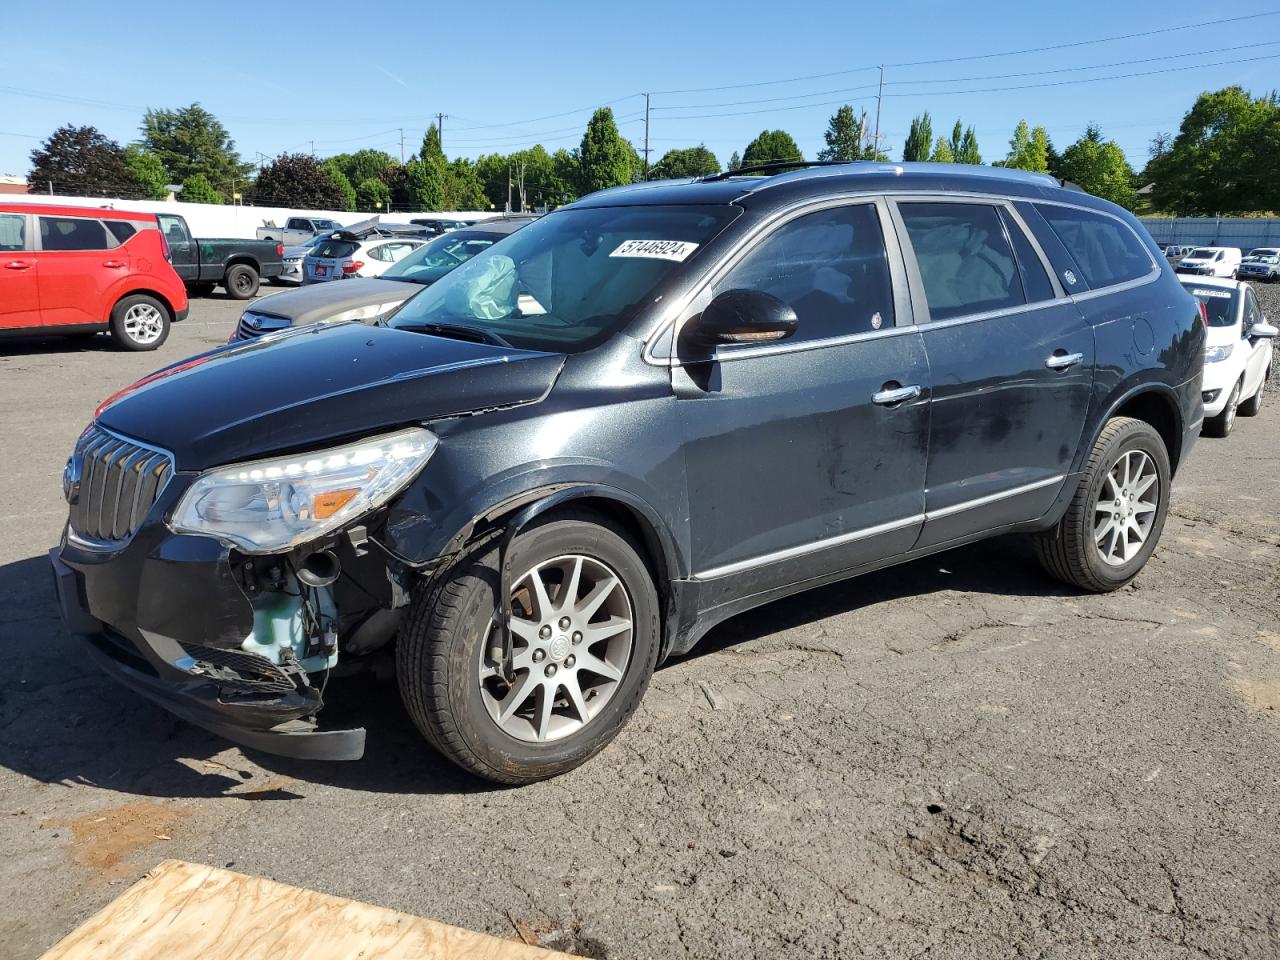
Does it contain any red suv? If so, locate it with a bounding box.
[0,203,189,351]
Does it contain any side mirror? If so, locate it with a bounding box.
[1249,320,1278,339]
[683,289,798,350]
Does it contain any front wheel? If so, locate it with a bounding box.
[1238,373,1266,417]
[108,294,170,351]
[1034,417,1171,592]
[1203,379,1241,437]
[224,263,260,300]
[398,511,660,784]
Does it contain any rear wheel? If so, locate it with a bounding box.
[1204,379,1241,437]
[108,294,169,351]
[1238,373,1266,417]
[398,511,660,784]
[224,263,260,300]
[1034,417,1171,592]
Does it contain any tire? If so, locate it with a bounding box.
[224,263,260,300]
[1203,379,1241,437]
[398,510,660,785]
[108,294,170,351]
[1034,417,1171,593]
[1238,372,1266,417]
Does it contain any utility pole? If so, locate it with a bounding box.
[398,128,405,164]
[873,65,884,159]
[309,140,315,156]
[643,93,651,179]
[436,113,447,152]
[506,163,512,214]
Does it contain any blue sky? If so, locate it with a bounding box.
[3,0,1279,179]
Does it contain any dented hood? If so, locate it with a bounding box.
[96,322,565,470]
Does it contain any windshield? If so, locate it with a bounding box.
[389,204,740,352]
[1189,248,1218,259]
[1247,248,1279,258]
[1182,283,1238,327]
[383,231,503,283]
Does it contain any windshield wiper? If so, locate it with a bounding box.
[399,322,512,347]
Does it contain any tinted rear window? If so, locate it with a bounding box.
[39,216,111,251]
[1035,205,1153,289]
[311,239,358,259]
[1182,284,1237,327]
[105,220,137,243]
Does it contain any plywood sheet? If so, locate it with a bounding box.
[40,859,577,960]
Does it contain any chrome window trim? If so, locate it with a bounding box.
[689,474,1066,581]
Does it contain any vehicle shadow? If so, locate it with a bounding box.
[0,537,1073,799]
[0,333,120,356]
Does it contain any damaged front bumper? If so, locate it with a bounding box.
[49,532,366,761]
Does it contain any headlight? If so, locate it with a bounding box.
[1204,343,1234,363]
[328,301,406,324]
[169,427,437,553]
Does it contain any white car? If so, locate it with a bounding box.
[303,234,425,283]
[1181,276,1276,437]
[1176,246,1242,278]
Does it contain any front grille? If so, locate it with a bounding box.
[236,310,290,341]
[69,425,173,543]
[182,643,299,694]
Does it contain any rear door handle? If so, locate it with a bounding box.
[102,260,126,268]
[4,260,33,270]
[1045,351,1084,371]
[872,383,922,406]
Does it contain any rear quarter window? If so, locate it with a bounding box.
[39,216,112,251]
[105,221,138,243]
[1033,205,1154,289]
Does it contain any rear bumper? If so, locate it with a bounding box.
[175,305,190,322]
[49,544,365,761]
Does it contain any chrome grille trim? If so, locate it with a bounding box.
[68,425,174,546]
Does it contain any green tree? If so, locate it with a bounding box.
[948,120,964,157]
[651,145,721,179]
[549,149,579,206]
[578,107,634,194]
[179,173,222,204]
[355,177,391,211]
[420,124,443,162]
[474,152,509,210]
[903,112,933,162]
[251,153,346,208]
[322,160,356,211]
[1057,125,1138,209]
[1002,120,1050,173]
[930,136,955,163]
[956,126,982,165]
[139,103,251,193]
[446,157,489,210]
[405,157,445,211]
[728,150,741,171]
[742,129,803,169]
[28,125,133,196]
[818,105,861,161]
[1148,87,1280,214]
[122,145,168,199]
[329,149,397,189]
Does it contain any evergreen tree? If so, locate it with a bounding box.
[1003,120,1050,173]
[948,120,964,157]
[902,112,933,162]
[405,157,445,212]
[355,177,391,211]
[139,103,251,190]
[578,108,634,194]
[956,127,982,165]
[818,105,861,161]
[446,157,489,210]
[930,137,955,163]
[179,173,222,204]
[728,151,741,171]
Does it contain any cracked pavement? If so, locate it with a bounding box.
[1,290,1278,959]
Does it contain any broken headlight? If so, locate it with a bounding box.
[169,427,437,553]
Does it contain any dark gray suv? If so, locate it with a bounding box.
[52,162,1205,784]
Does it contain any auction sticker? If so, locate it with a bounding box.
[1191,288,1232,298]
[610,239,699,262]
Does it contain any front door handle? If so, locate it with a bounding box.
[102,260,126,269]
[1045,351,1084,371]
[872,383,922,406]
[4,260,33,270]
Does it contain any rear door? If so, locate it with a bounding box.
[673,199,930,603]
[890,197,1094,548]
[34,215,124,327]
[156,214,198,283]
[0,212,40,328]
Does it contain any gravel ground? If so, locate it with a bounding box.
[1249,279,1280,384]
[1,288,1279,959]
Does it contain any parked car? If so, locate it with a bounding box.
[1243,246,1280,261]
[409,217,467,235]
[302,232,424,283]
[1238,254,1280,282]
[231,218,536,341]
[1180,276,1276,436]
[1164,244,1194,261]
[51,162,1205,783]
[1176,246,1242,277]
[0,202,188,350]
[276,234,330,286]
[255,216,344,246]
[156,213,284,300]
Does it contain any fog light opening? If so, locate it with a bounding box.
[296,549,341,588]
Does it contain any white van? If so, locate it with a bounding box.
[1176,246,1243,278]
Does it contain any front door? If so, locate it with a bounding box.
[0,213,40,328]
[891,199,1094,548]
[673,199,930,606]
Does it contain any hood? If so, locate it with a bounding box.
[246,279,418,326]
[97,322,565,470]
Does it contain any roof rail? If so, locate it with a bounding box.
[699,160,855,182]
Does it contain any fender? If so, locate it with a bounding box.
[1073,378,1185,475]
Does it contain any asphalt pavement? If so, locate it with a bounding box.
[1,287,1278,959]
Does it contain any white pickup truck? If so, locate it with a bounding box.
[255,216,345,246]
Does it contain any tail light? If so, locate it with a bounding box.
[342,260,363,275]
[276,243,284,256]
[1197,301,1208,329]
[159,227,172,262]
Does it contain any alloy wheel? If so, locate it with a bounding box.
[1094,449,1160,566]
[122,303,165,345]
[1225,384,1240,431]
[478,554,634,743]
